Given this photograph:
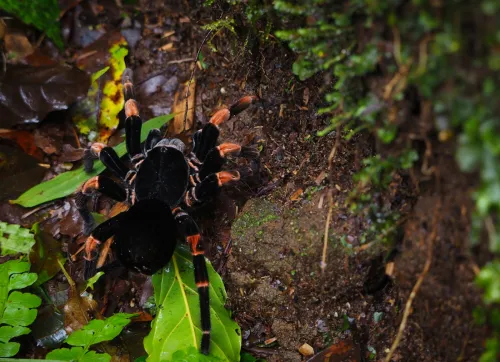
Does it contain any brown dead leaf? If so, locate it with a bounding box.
[0,129,44,160]
[161,30,175,38]
[303,87,310,105]
[169,79,196,136]
[159,42,174,51]
[58,260,99,334]
[306,339,361,362]
[5,32,34,62]
[290,188,303,201]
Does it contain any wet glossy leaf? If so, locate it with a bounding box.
[46,313,135,362]
[0,64,90,127]
[0,222,35,256]
[144,245,241,362]
[11,113,173,207]
[0,0,63,48]
[29,223,66,286]
[0,259,41,357]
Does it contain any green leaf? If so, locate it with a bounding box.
[11,114,173,207]
[144,245,241,362]
[0,222,35,256]
[66,313,135,347]
[0,0,63,48]
[0,260,41,357]
[85,272,105,291]
[46,313,135,362]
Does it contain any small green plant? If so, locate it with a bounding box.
[46,313,135,361]
[0,0,63,48]
[0,259,41,357]
[0,222,35,256]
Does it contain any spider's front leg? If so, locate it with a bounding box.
[173,209,211,354]
[184,169,249,207]
[191,95,259,163]
[75,176,128,235]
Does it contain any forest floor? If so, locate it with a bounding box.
[0,1,489,361]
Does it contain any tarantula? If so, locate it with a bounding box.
[75,68,258,354]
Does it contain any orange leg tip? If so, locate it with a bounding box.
[90,143,106,156]
[125,99,140,118]
[196,281,210,287]
[217,143,242,157]
[217,171,241,186]
[209,109,231,125]
[82,176,100,194]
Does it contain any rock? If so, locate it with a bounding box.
[299,343,314,356]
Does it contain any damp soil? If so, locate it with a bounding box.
[0,1,489,361]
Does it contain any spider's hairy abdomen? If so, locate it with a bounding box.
[114,199,177,275]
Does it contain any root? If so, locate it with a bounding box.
[384,202,440,362]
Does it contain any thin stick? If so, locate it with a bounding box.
[320,189,334,273]
[183,30,213,131]
[328,125,341,170]
[384,203,440,362]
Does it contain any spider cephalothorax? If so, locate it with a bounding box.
[74,68,259,354]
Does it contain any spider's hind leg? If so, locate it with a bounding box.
[173,209,211,354]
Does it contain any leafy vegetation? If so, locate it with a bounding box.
[0,222,35,256]
[11,114,173,207]
[46,313,135,361]
[144,245,241,362]
[0,259,41,357]
[0,0,63,48]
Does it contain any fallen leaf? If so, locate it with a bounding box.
[0,129,44,160]
[306,339,361,362]
[303,87,310,105]
[4,32,34,62]
[29,223,66,286]
[290,188,303,201]
[73,32,128,143]
[0,64,90,127]
[159,42,174,51]
[58,259,98,335]
[0,144,46,202]
[168,79,195,136]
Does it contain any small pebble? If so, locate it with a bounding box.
[220,87,227,94]
[298,343,314,356]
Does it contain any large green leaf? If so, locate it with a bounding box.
[0,260,41,357]
[144,246,241,362]
[11,114,173,207]
[45,313,135,362]
[0,222,35,256]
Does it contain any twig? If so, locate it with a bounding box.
[320,189,334,273]
[384,202,440,362]
[183,30,213,131]
[328,125,341,170]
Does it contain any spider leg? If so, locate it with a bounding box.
[82,214,125,279]
[184,170,249,207]
[122,68,146,168]
[198,142,259,180]
[83,143,130,180]
[76,176,128,236]
[191,95,258,162]
[173,208,210,354]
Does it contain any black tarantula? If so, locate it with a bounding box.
[75,68,258,354]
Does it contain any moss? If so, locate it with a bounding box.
[232,199,279,239]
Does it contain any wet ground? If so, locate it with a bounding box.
[0,1,490,361]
